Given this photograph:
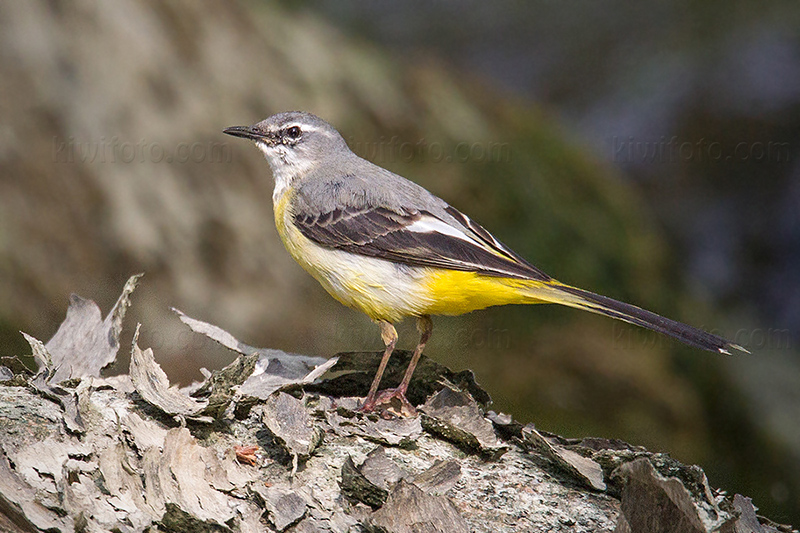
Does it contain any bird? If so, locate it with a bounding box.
[223,111,746,414]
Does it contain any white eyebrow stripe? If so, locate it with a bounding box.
[405,217,477,243]
[289,123,321,134]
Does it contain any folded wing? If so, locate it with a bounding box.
[293,203,552,281]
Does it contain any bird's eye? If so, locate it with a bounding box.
[285,126,302,140]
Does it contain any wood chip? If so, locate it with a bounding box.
[359,447,410,491]
[173,308,337,399]
[340,455,389,509]
[413,459,461,495]
[142,428,236,525]
[22,332,84,433]
[262,392,323,460]
[367,479,469,533]
[730,494,780,533]
[251,484,308,531]
[325,406,423,447]
[522,425,606,491]
[191,351,259,419]
[129,325,209,421]
[613,457,733,533]
[419,385,507,458]
[0,449,74,532]
[46,274,141,383]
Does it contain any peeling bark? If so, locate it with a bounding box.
[0,281,795,533]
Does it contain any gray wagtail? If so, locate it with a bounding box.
[224,111,746,413]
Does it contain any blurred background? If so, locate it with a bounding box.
[1,0,798,525]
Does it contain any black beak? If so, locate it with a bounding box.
[223,125,271,142]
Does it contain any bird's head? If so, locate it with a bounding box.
[224,111,349,182]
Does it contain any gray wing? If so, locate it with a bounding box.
[293,202,552,281]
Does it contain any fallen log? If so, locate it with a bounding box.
[0,277,793,533]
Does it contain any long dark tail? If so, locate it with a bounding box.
[523,281,748,354]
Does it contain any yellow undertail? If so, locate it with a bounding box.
[423,270,744,354]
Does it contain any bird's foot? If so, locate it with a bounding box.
[358,388,416,417]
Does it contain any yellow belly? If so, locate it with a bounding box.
[273,191,545,322]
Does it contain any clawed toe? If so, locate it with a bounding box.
[358,388,416,417]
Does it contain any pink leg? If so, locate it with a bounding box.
[361,316,433,415]
[359,321,397,412]
[396,315,433,397]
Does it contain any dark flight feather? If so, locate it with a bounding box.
[293,205,552,281]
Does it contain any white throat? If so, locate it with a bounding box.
[255,141,316,203]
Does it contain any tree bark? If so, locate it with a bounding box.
[0,282,792,533]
